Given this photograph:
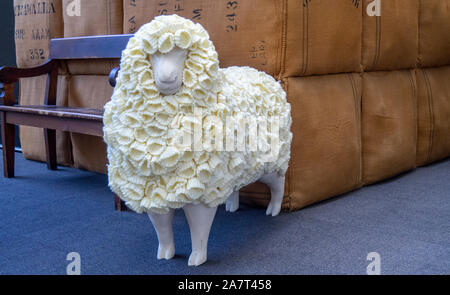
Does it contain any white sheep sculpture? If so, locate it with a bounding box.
[103,15,292,266]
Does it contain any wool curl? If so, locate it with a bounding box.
[103,15,292,214]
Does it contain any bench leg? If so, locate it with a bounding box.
[1,112,15,178]
[44,128,57,170]
[114,194,127,211]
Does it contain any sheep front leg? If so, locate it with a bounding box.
[183,203,217,266]
[225,191,239,212]
[147,209,176,260]
[259,172,285,216]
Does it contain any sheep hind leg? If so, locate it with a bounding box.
[225,191,239,212]
[183,203,218,266]
[259,172,285,217]
[147,209,176,260]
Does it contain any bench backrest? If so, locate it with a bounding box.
[50,34,133,60]
[50,34,133,86]
[0,35,132,106]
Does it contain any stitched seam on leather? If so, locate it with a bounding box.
[361,72,367,182]
[276,0,288,80]
[301,1,309,76]
[283,77,292,210]
[376,15,381,68]
[371,16,378,69]
[407,70,416,106]
[372,15,381,70]
[407,70,417,114]
[301,2,306,75]
[348,73,362,187]
[274,0,280,78]
[417,0,422,66]
[360,1,364,72]
[304,3,309,75]
[407,70,417,167]
[422,69,434,162]
[106,0,112,35]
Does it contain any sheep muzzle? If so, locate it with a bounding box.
[150,47,188,95]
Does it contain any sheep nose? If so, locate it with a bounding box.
[159,71,178,83]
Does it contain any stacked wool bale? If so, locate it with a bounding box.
[13,0,72,166]
[361,0,450,183]
[415,0,450,166]
[62,0,123,173]
[360,0,419,185]
[123,0,284,77]
[14,0,450,210]
[280,0,448,206]
[279,0,449,209]
[279,0,364,209]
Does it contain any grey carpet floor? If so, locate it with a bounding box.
[0,153,449,275]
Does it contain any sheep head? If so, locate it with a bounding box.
[115,14,221,105]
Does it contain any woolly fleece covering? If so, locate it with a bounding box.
[103,15,292,214]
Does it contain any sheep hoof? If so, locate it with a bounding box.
[188,251,207,266]
[225,198,239,212]
[157,244,175,260]
[225,191,239,212]
[266,201,281,217]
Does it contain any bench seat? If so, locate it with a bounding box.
[0,105,104,137]
[0,105,103,121]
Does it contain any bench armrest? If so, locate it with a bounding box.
[109,66,120,87]
[0,59,57,84]
[0,82,15,106]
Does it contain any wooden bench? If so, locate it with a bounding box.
[0,34,134,210]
